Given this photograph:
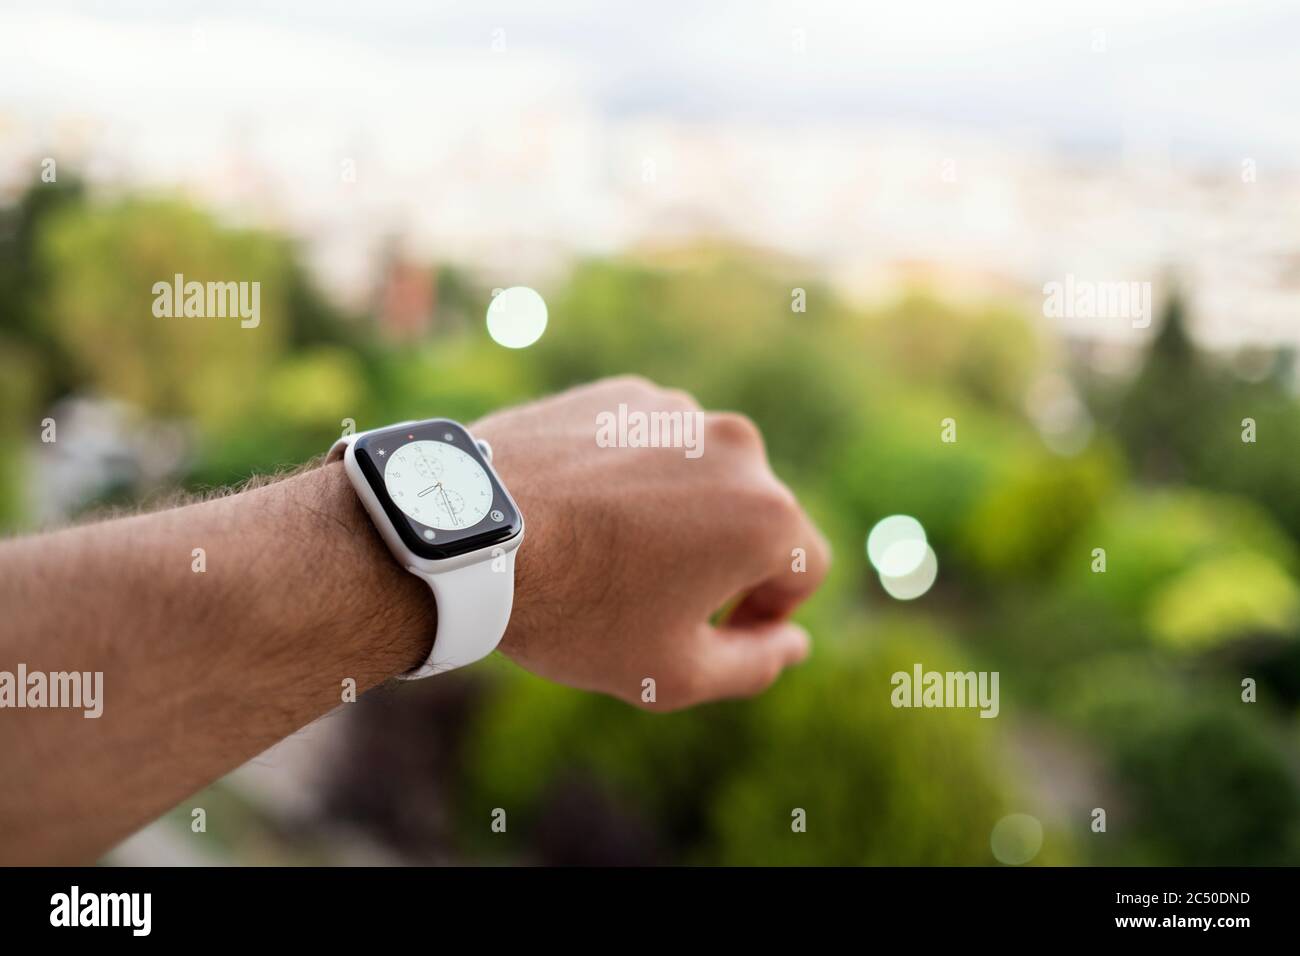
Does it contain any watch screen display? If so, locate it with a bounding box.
[351,419,522,560]
[384,440,492,530]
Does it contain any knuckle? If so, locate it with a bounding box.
[734,483,806,561]
[606,373,658,396]
[636,659,699,711]
[707,411,763,449]
[747,481,800,526]
[740,659,783,698]
[671,667,705,709]
[811,532,833,576]
[663,386,702,411]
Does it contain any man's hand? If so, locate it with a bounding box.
[475,376,830,709]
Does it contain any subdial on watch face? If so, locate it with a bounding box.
[422,485,464,526]
[411,445,443,481]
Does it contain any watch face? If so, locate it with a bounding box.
[352,419,521,560]
[384,440,492,530]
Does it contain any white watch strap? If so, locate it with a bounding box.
[403,551,517,679]
[327,430,519,680]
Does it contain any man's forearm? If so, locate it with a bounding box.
[0,461,432,864]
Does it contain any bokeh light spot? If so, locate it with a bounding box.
[866,514,927,575]
[487,286,548,349]
[990,813,1043,865]
[879,545,939,600]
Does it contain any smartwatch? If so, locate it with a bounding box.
[327,418,524,679]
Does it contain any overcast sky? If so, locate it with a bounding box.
[2,0,1299,164]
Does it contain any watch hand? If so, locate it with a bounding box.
[417,485,438,497]
[438,487,458,520]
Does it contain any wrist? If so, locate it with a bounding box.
[467,419,555,670]
[305,461,434,681]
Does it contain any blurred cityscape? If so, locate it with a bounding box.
[4,2,1300,349]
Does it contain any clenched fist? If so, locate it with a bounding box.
[474,376,831,709]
